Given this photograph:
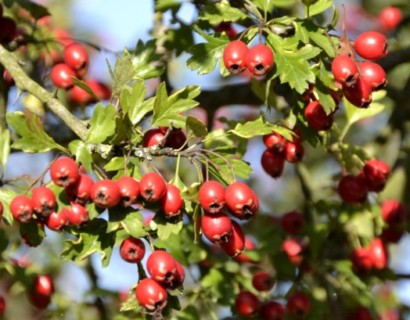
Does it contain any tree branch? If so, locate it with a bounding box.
[0,45,88,140]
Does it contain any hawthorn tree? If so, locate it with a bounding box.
[0,0,409,319]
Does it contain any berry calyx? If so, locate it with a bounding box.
[245,44,274,76]
[50,157,79,187]
[342,76,373,108]
[116,176,140,207]
[135,278,168,312]
[201,212,232,243]
[220,220,245,257]
[223,40,249,74]
[119,237,146,263]
[139,172,167,202]
[359,61,387,91]
[354,31,388,61]
[198,180,225,214]
[331,55,359,86]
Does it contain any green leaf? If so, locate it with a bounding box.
[177,305,201,320]
[72,78,99,102]
[343,210,374,241]
[0,129,10,171]
[108,52,134,98]
[0,188,17,225]
[229,116,275,138]
[302,21,335,57]
[150,214,183,241]
[6,112,67,153]
[199,0,248,25]
[61,219,115,267]
[152,83,200,128]
[345,100,385,128]
[131,40,165,79]
[104,157,126,172]
[20,219,45,247]
[155,0,181,12]
[187,27,230,75]
[164,25,194,57]
[186,116,208,137]
[121,211,147,239]
[308,0,333,16]
[119,81,151,125]
[86,103,117,144]
[68,140,93,173]
[16,0,50,20]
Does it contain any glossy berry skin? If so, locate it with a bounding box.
[261,301,285,320]
[140,172,167,202]
[165,129,187,149]
[50,63,76,89]
[50,157,79,187]
[369,238,388,270]
[245,44,274,76]
[363,159,390,192]
[142,128,165,147]
[304,101,334,131]
[223,40,249,74]
[30,186,56,217]
[235,291,261,317]
[261,149,285,178]
[10,195,33,223]
[263,132,286,154]
[337,175,368,204]
[220,220,245,257]
[45,210,67,232]
[281,211,304,235]
[135,278,168,312]
[252,271,274,292]
[354,31,388,61]
[116,176,140,207]
[351,247,373,273]
[63,43,89,76]
[359,61,387,91]
[282,238,304,266]
[65,203,89,226]
[0,17,17,44]
[147,250,178,286]
[65,173,94,205]
[286,292,311,318]
[160,184,183,217]
[342,76,372,108]
[381,200,406,226]
[284,141,304,163]
[120,237,146,263]
[378,7,402,31]
[201,212,232,243]
[90,179,121,208]
[198,180,225,214]
[33,274,54,296]
[331,55,359,86]
[225,181,258,220]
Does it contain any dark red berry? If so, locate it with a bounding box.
[252,271,274,292]
[116,176,140,207]
[261,149,285,178]
[165,129,187,149]
[263,132,286,154]
[50,63,76,89]
[220,220,245,257]
[245,44,274,76]
[160,184,183,217]
[28,274,54,309]
[65,173,94,205]
[225,181,258,220]
[140,172,167,202]
[346,306,374,320]
[337,174,368,204]
[261,301,285,320]
[369,237,388,270]
[119,237,146,263]
[30,186,56,217]
[354,31,388,61]
[281,211,304,235]
[45,210,67,232]
[10,195,33,223]
[164,261,185,289]
[381,200,406,226]
[235,291,261,317]
[331,55,359,86]
[286,292,311,318]
[50,157,79,187]
[284,141,304,163]
[142,128,165,147]
[198,180,225,214]
[359,61,387,91]
[304,101,334,131]
[215,22,237,38]
[343,76,373,108]
[0,17,17,44]
[63,43,89,77]
[351,247,373,273]
[201,212,232,243]
[223,40,249,74]
[135,278,168,312]
[363,159,390,192]
[90,179,121,208]
[146,250,178,285]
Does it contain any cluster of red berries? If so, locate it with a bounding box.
[135,250,184,313]
[223,40,274,76]
[338,159,390,204]
[142,127,187,150]
[351,237,388,274]
[199,180,258,257]
[0,5,17,45]
[332,30,388,108]
[261,128,304,179]
[27,274,55,309]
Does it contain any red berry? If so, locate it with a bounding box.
[90,179,121,208]
[282,238,304,266]
[235,236,257,263]
[50,63,76,89]
[261,149,285,178]
[261,301,285,320]
[135,278,168,312]
[369,238,388,270]
[284,141,304,163]
[220,220,245,257]
[50,157,79,187]
[139,172,167,202]
[28,274,54,309]
[304,101,334,131]
[354,31,388,61]
[378,7,402,31]
[252,271,274,292]
[363,159,390,192]
[68,85,96,105]
[346,306,374,320]
[343,76,373,108]
[331,55,359,86]
[0,296,5,315]
[281,211,304,235]
[142,128,165,147]
[381,225,404,244]
[351,247,373,273]
[30,186,56,217]
[263,132,286,154]
[63,43,89,77]
[338,174,368,204]
[45,210,67,232]
[286,292,311,318]
[146,250,178,285]
[164,261,185,289]
[65,203,89,226]
[381,200,406,226]
[359,61,387,91]
[119,237,146,263]
[245,44,274,76]
[198,180,225,214]
[235,291,261,317]
[10,195,33,223]
[3,69,14,86]
[86,79,111,100]
[65,173,94,205]
[215,22,237,38]
[225,181,258,220]
[160,184,183,217]
[165,129,187,149]
[116,176,140,207]
[0,17,17,44]
[201,212,232,243]
[223,40,248,74]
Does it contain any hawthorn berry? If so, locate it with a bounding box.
[68,85,96,105]
[378,7,402,31]
[282,238,304,266]
[281,211,304,235]
[223,40,248,74]
[331,55,359,86]
[28,274,54,309]
[119,237,146,263]
[235,291,261,317]
[63,43,89,77]
[160,184,183,217]
[10,195,33,223]
[346,306,374,320]
[64,203,89,226]
[261,301,285,320]
[165,262,185,290]
[147,250,178,285]
[362,159,390,192]
[359,61,387,91]
[164,128,187,149]
[369,238,388,270]
[65,173,94,205]
[351,247,373,274]
[45,210,67,232]
[304,101,334,131]
[215,22,237,38]
[30,186,56,217]
[116,176,140,207]
[198,180,226,214]
[261,149,285,178]
[245,44,274,76]
[235,236,257,263]
[90,179,121,208]
[50,63,76,89]
[354,31,388,61]
[381,200,406,226]
[50,157,79,187]
[337,174,368,204]
[139,172,167,202]
[201,212,232,243]
[142,128,165,147]
[342,76,373,108]
[0,296,5,315]
[135,278,168,312]
[225,181,258,220]
[286,292,311,318]
[252,271,274,292]
[284,141,304,163]
[220,220,245,257]
[0,17,17,44]
[263,132,286,154]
